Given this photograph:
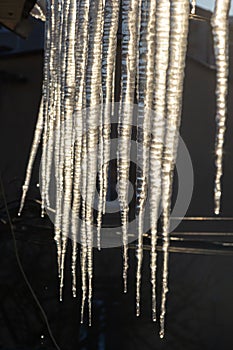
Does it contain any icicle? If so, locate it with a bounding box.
[44,0,60,210]
[78,0,91,316]
[70,0,90,298]
[211,0,231,215]
[18,99,44,216]
[81,131,88,323]
[54,111,62,279]
[59,0,77,301]
[118,0,140,294]
[40,0,54,218]
[49,0,63,274]
[85,0,105,325]
[148,0,170,324]
[56,0,72,286]
[55,0,69,298]
[135,0,149,318]
[160,0,190,339]
[53,0,64,280]
[97,0,120,249]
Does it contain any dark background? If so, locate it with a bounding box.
[0,6,233,350]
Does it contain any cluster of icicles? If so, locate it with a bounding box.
[19,0,231,338]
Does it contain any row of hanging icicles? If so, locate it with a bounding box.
[19,0,231,338]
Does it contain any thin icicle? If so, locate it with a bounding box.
[160,0,190,338]
[40,0,53,218]
[81,130,88,323]
[59,0,77,301]
[56,0,71,286]
[18,99,44,216]
[54,0,64,281]
[148,0,170,323]
[79,0,91,315]
[44,0,59,209]
[97,0,120,249]
[135,0,149,317]
[54,112,62,278]
[118,0,140,294]
[54,0,68,297]
[85,0,105,325]
[211,0,231,215]
[70,0,90,298]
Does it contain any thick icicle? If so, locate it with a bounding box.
[149,0,170,323]
[118,0,140,294]
[160,0,190,338]
[211,0,231,215]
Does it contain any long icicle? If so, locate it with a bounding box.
[74,0,90,323]
[149,0,170,323]
[44,0,58,210]
[40,0,54,218]
[54,0,66,280]
[79,0,91,323]
[118,0,140,294]
[135,0,149,318]
[57,0,71,286]
[72,0,90,304]
[211,0,231,215]
[70,0,89,298]
[160,0,189,338]
[59,0,77,300]
[85,0,105,326]
[97,0,120,249]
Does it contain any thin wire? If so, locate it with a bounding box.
[129,244,233,256]
[171,216,233,221]
[189,13,210,22]
[0,174,61,350]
